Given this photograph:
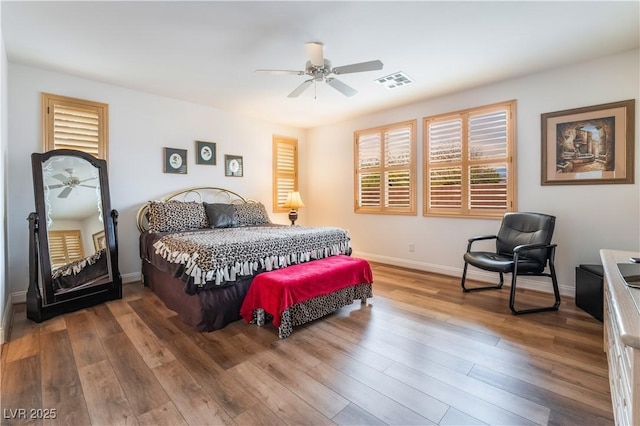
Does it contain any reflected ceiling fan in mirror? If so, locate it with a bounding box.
[256,42,383,98]
[48,168,98,198]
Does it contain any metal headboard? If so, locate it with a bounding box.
[136,186,248,232]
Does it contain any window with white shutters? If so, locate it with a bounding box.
[423,100,516,218]
[42,93,109,160]
[354,120,416,215]
[48,230,85,268]
[272,136,298,212]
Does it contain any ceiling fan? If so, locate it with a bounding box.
[48,168,98,198]
[256,42,383,98]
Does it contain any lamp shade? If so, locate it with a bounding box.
[283,191,305,210]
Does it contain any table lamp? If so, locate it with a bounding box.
[283,191,305,225]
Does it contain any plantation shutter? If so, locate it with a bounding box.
[48,230,85,268]
[468,109,509,212]
[355,120,416,214]
[426,118,463,212]
[42,93,109,160]
[384,127,411,208]
[272,136,298,212]
[357,133,382,208]
[424,100,515,218]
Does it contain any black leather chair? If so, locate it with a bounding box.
[461,212,561,315]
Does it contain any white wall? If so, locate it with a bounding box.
[306,49,640,295]
[7,64,306,300]
[0,3,9,343]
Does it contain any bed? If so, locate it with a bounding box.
[137,187,352,331]
[51,248,110,294]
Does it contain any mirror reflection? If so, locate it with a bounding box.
[42,155,111,293]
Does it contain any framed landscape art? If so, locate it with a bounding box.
[541,99,635,185]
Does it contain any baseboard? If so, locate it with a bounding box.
[353,251,574,297]
[122,272,142,284]
[11,289,26,304]
[1,292,15,345]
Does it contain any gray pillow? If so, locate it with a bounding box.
[203,202,238,228]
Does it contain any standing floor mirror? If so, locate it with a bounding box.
[28,149,121,322]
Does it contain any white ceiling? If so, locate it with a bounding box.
[2,1,639,129]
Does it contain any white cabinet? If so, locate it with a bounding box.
[601,249,640,426]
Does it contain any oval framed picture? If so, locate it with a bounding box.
[224,154,243,177]
[163,147,187,174]
[196,140,216,165]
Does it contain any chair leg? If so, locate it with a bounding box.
[509,262,561,315]
[461,262,504,292]
[549,260,562,309]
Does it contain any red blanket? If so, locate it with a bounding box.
[240,255,373,326]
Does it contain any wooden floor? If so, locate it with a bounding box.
[1,263,612,425]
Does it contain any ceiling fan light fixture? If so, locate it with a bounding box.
[258,41,383,98]
[305,42,325,67]
[375,71,414,89]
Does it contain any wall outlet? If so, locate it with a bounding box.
[408,242,415,252]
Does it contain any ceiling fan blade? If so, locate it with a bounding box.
[52,173,68,182]
[78,184,98,189]
[79,177,97,183]
[332,60,384,75]
[326,78,357,97]
[48,184,65,189]
[255,69,305,76]
[305,42,324,67]
[58,187,73,198]
[287,79,313,98]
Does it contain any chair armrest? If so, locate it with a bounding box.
[513,242,557,253]
[466,235,497,252]
[468,235,497,243]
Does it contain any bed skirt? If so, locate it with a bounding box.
[142,260,253,332]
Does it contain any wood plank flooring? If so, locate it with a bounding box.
[1,263,612,425]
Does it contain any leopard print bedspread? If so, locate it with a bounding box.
[51,248,106,279]
[153,225,351,287]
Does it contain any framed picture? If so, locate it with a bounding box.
[163,147,187,174]
[225,155,243,177]
[195,141,216,165]
[541,99,635,185]
[92,230,106,251]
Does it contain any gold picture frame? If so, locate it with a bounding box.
[541,99,635,185]
[92,230,106,251]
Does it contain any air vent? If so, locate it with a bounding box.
[375,72,413,89]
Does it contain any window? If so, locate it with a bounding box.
[423,100,516,218]
[48,230,85,268]
[42,93,109,159]
[272,136,298,212]
[354,120,417,215]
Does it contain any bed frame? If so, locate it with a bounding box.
[136,186,248,233]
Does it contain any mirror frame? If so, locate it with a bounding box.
[27,149,122,322]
